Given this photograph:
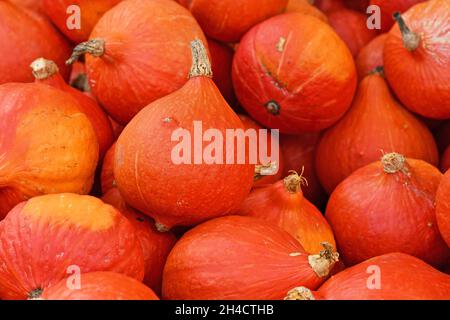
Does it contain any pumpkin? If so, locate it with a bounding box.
[238,114,283,187]
[384,0,450,119]
[0,2,71,84]
[240,171,336,254]
[114,40,254,230]
[326,152,450,267]
[101,143,116,195]
[207,38,236,105]
[436,169,450,247]
[442,147,450,173]
[177,0,288,43]
[356,34,388,79]
[7,0,43,13]
[162,215,339,300]
[343,0,369,12]
[369,0,426,33]
[315,71,439,194]
[286,0,328,22]
[66,0,207,125]
[232,13,357,133]
[280,133,326,208]
[0,83,98,219]
[42,0,122,43]
[0,193,145,300]
[31,58,114,160]
[314,0,344,13]
[287,253,450,300]
[39,272,159,300]
[327,8,378,57]
[102,189,177,294]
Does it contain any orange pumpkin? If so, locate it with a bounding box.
[40,272,159,300]
[316,71,438,194]
[7,0,44,13]
[384,0,450,119]
[0,194,145,300]
[177,0,288,43]
[286,0,328,22]
[314,0,344,12]
[0,83,98,219]
[114,40,254,230]
[101,143,116,195]
[436,169,450,248]
[356,34,388,79]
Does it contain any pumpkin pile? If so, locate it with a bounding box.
[0,0,449,301]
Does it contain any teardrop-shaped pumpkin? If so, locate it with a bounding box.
[42,0,122,43]
[0,2,71,84]
[31,58,114,160]
[240,171,335,254]
[326,153,450,268]
[177,0,288,43]
[232,13,357,133]
[286,0,328,22]
[356,34,388,79]
[66,0,207,125]
[384,0,450,119]
[287,253,450,300]
[327,8,378,57]
[162,215,339,300]
[0,193,145,300]
[316,71,438,194]
[0,83,98,219]
[40,272,159,300]
[436,169,450,248]
[114,40,254,230]
[102,189,177,294]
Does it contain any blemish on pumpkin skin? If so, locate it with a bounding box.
[276,37,286,52]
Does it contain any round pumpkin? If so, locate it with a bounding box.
[384,0,450,119]
[436,170,450,248]
[40,272,159,300]
[314,0,344,12]
[0,83,99,219]
[326,153,450,267]
[66,0,207,125]
[0,193,145,300]
[7,0,44,13]
[101,143,116,195]
[286,0,328,22]
[232,13,357,133]
[356,34,388,79]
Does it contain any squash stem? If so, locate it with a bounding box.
[283,169,308,194]
[308,242,339,278]
[381,152,409,175]
[189,39,213,78]
[66,39,105,65]
[285,286,315,300]
[30,58,59,80]
[393,12,420,51]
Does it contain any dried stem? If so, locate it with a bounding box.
[30,58,59,80]
[189,39,212,78]
[393,12,420,51]
[66,39,106,65]
[285,287,315,300]
[308,242,339,278]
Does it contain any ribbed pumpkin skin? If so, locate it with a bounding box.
[102,189,177,294]
[41,272,159,300]
[7,0,43,13]
[208,38,235,105]
[43,0,122,43]
[318,253,450,300]
[369,0,426,33]
[232,13,357,133]
[0,194,145,300]
[0,83,98,219]
[84,0,207,125]
[356,34,388,79]
[315,73,438,194]
[0,2,71,84]
[101,143,116,195]
[32,60,114,160]
[114,70,254,229]
[327,8,378,57]
[280,134,326,208]
[177,0,288,43]
[286,0,328,22]
[384,0,450,119]
[239,178,335,254]
[163,216,328,300]
[436,170,450,247]
[326,157,450,267]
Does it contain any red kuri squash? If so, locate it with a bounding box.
[384,0,450,119]
[162,215,339,300]
[31,58,114,160]
[344,0,369,13]
[177,0,288,43]
[101,143,116,195]
[240,171,336,254]
[287,253,450,300]
[66,0,207,125]
[0,193,145,300]
[326,153,450,267]
[436,169,450,248]
[232,13,357,133]
[40,272,159,300]
[43,0,122,43]
[315,71,439,194]
[314,0,344,13]
[114,40,254,230]
[0,83,98,219]
[0,2,71,84]
[7,0,43,13]
[286,0,328,22]
[356,34,388,79]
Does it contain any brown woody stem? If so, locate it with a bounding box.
[30,58,59,80]
[285,287,315,300]
[189,39,212,78]
[28,288,43,300]
[155,222,170,233]
[308,242,339,278]
[381,152,409,175]
[393,12,420,51]
[283,169,308,194]
[66,39,106,65]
